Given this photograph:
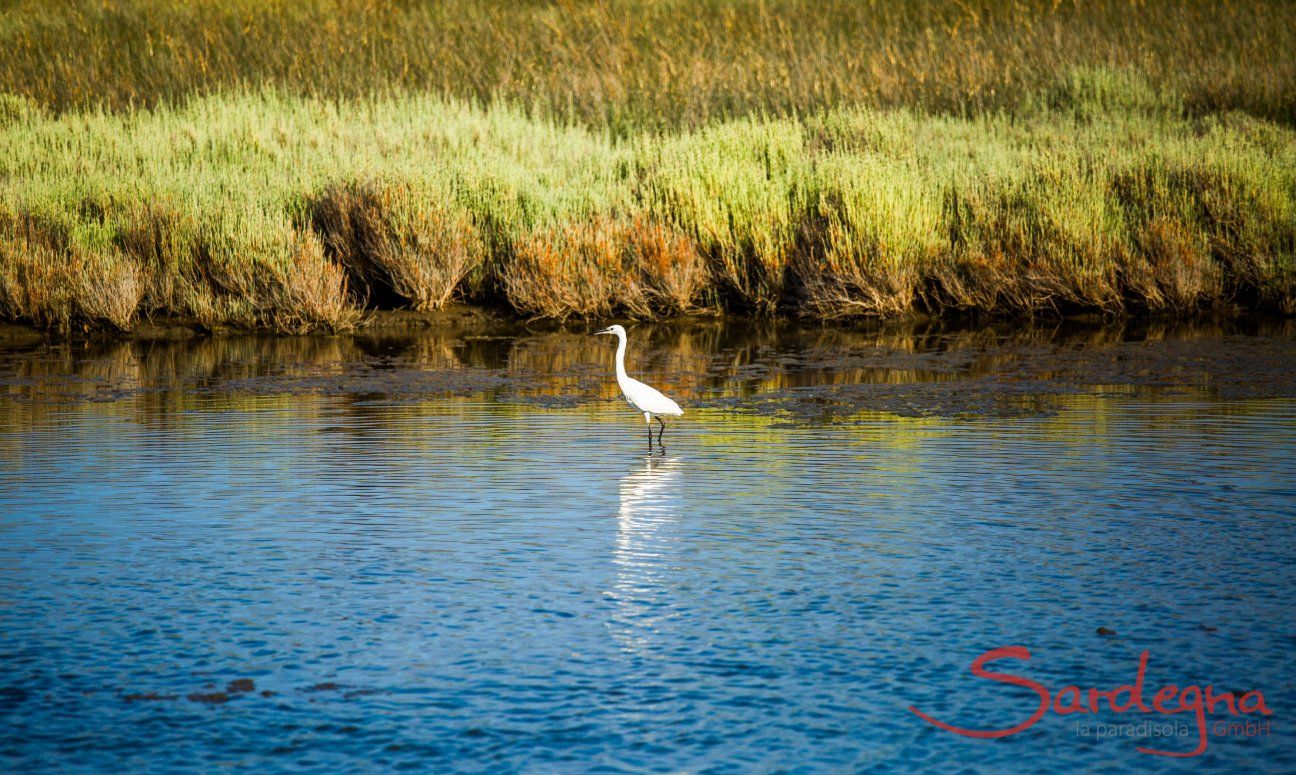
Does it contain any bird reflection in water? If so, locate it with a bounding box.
[610,454,684,657]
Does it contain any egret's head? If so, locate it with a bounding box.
[594,324,626,337]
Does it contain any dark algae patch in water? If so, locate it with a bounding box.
[0,316,1291,421]
[226,679,255,694]
[719,328,1296,421]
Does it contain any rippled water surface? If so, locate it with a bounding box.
[1,318,1294,772]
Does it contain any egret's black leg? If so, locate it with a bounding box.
[656,417,666,446]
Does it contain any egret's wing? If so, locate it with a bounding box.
[625,377,683,415]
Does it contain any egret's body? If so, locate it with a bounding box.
[595,325,683,446]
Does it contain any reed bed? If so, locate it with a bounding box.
[3,1,1294,131]
[2,0,1294,331]
[1,72,1292,332]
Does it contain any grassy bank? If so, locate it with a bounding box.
[2,72,1294,332]
[2,0,1295,332]
[4,0,1294,131]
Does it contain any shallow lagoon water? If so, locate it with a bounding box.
[1,318,1294,772]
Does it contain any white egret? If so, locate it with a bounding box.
[594,325,683,447]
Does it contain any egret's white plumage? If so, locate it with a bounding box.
[595,325,682,445]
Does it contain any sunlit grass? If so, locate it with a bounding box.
[1,73,1293,331]
[2,0,1294,331]
[3,0,1293,131]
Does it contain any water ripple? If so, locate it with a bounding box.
[0,340,1294,771]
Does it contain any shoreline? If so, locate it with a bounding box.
[2,304,1290,346]
[2,308,1292,424]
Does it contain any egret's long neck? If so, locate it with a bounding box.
[614,331,629,382]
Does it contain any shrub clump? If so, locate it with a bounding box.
[310,183,484,311]
[503,216,708,320]
[0,211,143,331]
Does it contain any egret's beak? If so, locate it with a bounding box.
[593,328,613,336]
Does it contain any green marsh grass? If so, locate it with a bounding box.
[3,0,1294,330]
[1,73,1293,331]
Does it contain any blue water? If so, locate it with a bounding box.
[1,326,1294,771]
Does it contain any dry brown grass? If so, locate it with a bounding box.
[268,230,362,334]
[504,216,710,320]
[505,218,629,320]
[3,0,1294,131]
[928,183,1124,315]
[0,211,144,331]
[1122,218,1221,311]
[310,183,485,311]
[111,205,359,332]
[1108,163,1296,314]
[623,218,711,317]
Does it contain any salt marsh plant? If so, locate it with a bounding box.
[309,183,486,311]
[0,73,1293,331]
[503,216,709,320]
[0,210,143,331]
